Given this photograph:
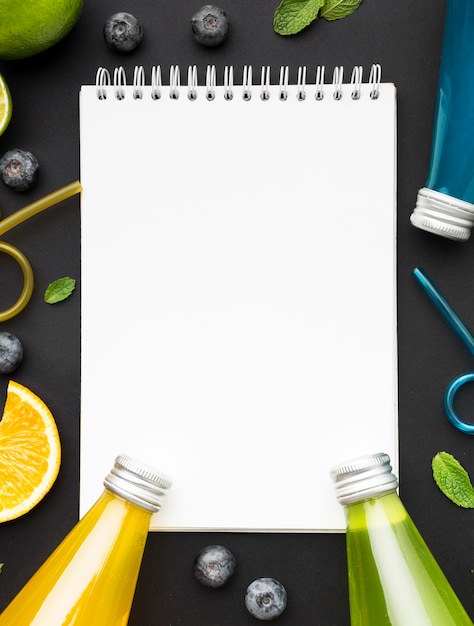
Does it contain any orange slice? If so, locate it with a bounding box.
[0,380,61,522]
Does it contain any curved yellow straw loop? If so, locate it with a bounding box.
[0,181,82,321]
[0,241,34,322]
[0,181,82,238]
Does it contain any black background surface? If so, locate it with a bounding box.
[0,0,473,624]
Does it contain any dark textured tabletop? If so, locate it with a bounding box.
[0,1,473,624]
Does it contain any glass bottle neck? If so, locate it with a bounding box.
[82,489,154,530]
[344,490,407,530]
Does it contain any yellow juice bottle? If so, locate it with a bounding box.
[0,455,171,625]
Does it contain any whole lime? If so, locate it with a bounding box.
[0,0,83,60]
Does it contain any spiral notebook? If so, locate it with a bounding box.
[79,64,398,532]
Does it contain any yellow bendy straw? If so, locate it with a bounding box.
[0,180,82,322]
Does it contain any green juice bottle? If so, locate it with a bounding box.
[331,453,473,626]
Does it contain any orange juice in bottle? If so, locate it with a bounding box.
[0,455,171,625]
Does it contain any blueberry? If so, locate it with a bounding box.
[104,12,143,52]
[0,149,39,192]
[245,578,287,621]
[0,332,23,374]
[191,5,229,47]
[193,544,236,588]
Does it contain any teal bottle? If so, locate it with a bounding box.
[410,0,474,240]
[331,453,473,626]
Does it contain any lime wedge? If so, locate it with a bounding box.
[0,74,12,136]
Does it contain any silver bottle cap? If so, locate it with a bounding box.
[330,452,398,505]
[410,187,474,241]
[104,454,172,512]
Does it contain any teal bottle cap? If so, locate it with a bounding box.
[330,452,398,505]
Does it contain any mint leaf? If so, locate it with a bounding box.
[273,0,325,35]
[44,277,76,304]
[321,0,363,21]
[432,452,474,508]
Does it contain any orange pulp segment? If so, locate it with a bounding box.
[0,380,61,522]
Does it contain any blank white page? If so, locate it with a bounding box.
[79,67,397,531]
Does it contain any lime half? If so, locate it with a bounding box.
[0,74,12,136]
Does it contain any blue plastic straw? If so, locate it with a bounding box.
[412,266,474,358]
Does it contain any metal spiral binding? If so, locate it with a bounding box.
[151,65,162,100]
[314,66,325,100]
[169,65,180,99]
[279,65,289,101]
[332,66,344,101]
[96,67,110,100]
[133,65,145,99]
[350,65,363,100]
[242,65,252,101]
[96,64,383,101]
[206,64,216,101]
[260,66,271,101]
[297,66,307,101]
[113,66,126,101]
[223,65,234,100]
[187,65,198,100]
[369,63,381,100]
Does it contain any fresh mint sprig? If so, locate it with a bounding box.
[432,452,474,508]
[273,0,325,36]
[273,0,363,35]
[320,0,364,20]
[44,277,76,304]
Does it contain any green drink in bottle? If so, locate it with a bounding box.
[331,453,473,626]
